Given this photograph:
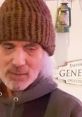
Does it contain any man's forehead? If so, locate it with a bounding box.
[0,40,38,45]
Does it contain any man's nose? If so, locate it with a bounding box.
[12,48,27,67]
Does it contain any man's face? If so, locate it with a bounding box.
[0,41,45,91]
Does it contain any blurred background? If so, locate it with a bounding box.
[45,0,82,101]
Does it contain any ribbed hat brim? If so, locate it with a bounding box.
[0,0,55,55]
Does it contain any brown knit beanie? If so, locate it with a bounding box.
[0,0,55,56]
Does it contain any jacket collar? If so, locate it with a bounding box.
[0,77,57,104]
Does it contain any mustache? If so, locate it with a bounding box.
[7,66,28,74]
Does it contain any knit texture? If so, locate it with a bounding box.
[0,0,55,55]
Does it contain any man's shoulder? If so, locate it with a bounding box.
[50,88,82,107]
[44,88,82,117]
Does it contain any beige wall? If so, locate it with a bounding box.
[46,0,82,101]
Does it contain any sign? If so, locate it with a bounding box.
[55,59,82,85]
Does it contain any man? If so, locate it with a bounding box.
[0,0,82,117]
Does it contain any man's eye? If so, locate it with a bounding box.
[27,47,37,50]
[2,43,15,49]
[24,45,38,51]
